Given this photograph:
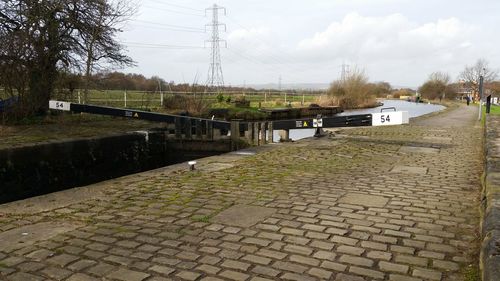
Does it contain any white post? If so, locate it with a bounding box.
[265,91,267,103]
[302,93,305,105]
[158,79,163,107]
[78,91,81,104]
[478,75,484,121]
[124,91,127,108]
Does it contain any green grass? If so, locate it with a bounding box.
[462,263,480,281]
[49,89,321,110]
[485,104,500,115]
[480,104,500,126]
[191,215,211,223]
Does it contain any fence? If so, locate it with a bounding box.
[51,90,324,110]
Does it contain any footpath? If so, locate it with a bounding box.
[0,105,485,281]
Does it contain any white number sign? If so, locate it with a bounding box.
[372,111,409,126]
[49,100,71,111]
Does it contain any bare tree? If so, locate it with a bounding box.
[325,67,376,109]
[79,0,137,103]
[0,0,136,117]
[489,81,500,95]
[459,59,498,95]
[419,72,451,100]
[429,72,450,84]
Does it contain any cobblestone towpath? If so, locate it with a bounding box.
[0,105,484,281]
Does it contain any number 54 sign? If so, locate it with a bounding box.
[372,111,409,126]
[49,100,71,111]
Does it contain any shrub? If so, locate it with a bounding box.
[163,94,211,116]
[322,68,376,109]
[234,95,250,108]
[216,93,224,103]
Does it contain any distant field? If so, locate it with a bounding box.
[51,89,322,109]
[1,88,324,110]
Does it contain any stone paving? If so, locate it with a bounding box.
[0,105,484,281]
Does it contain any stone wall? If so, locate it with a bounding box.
[481,115,500,281]
[0,131,231,204]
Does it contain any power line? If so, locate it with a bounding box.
[141,5,205,17]
[122,42,204,49]
[144,0,204,12]
[134,19,204,31]
[130,23,206,33]
[126,4,306,86]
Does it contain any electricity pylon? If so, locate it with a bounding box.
[205,4,226,91]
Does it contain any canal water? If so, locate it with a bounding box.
[274,100,445,142]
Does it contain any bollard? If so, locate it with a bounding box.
[314,128,325,137]
[188,161,196,171]
[486,95,491,114]
[279,129,290,142]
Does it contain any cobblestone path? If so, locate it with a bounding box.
[0,105,483,281]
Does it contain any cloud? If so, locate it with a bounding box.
[297,13,476,63]
[227,27,271,45]
[225,27,276,61]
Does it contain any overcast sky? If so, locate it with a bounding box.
[120,0,500,88]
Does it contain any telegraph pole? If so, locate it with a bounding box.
[478,73,484,121]
[205,4,226,91]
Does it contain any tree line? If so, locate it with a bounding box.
[418,59,499,101]
[54,71,271,94]
[324,59,500,110]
